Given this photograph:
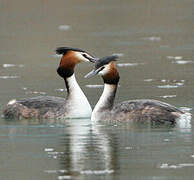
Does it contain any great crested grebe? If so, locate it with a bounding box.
[85,55,187,123]
[3,47,96,119]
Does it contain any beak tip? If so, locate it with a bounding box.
[84,70,96,78]
[89,57,99,63]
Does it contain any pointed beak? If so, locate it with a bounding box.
[87,57,99,63]
[84,70,98,78]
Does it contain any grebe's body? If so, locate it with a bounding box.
[85,55,185,123]
[3,47,95,119]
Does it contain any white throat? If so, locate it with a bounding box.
[65,74,92,118]
[91,83,116,121]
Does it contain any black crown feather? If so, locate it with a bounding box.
[95,55,119,69]
[56,47,85,55]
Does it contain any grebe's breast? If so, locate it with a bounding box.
[110,99,184,123]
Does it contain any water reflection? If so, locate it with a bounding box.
[38,116,193,179]
[0,113,193,179]
[56,119,116,179]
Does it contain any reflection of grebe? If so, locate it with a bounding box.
[3,47,95,119]
[58,119,115,177]
[85,55,186,123]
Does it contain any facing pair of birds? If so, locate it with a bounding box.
[3,47,189,124]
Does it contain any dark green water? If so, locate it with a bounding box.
[0,0,194,179]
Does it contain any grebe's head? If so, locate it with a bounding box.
[56,47,97,78]
[85,55,120,84]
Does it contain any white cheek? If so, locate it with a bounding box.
[74,52,89,62]
[99,65,110,75]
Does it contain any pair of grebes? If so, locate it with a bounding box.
[3,47,189,123]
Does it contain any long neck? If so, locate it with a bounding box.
[92,83,118,120]
[64,74,92,118]
[91,62,120,121]
[65,74,84,97]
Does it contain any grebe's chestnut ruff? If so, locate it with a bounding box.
[3,47,96,119]
[85,55,189,124]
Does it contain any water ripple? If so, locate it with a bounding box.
[159,95,177,98]
[0,75,20,79]
[58,25,71,31]
[157,85,180,89]
[167,56,183,60]
[172,60,194,65]
[86,84,104,88]
[58,175,71,180]
[117,63,144,67]
[2,64,24,68]
[25,90,46,95]
[159,163,194,169]
[80,169,114,175]
[55,88,66,92]
[143,36,161,41]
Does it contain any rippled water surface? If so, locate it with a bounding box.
[0,0,194,179]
